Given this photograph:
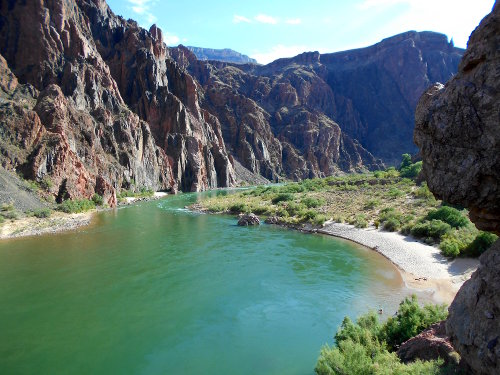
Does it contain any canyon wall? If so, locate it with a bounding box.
[415,2,499,373]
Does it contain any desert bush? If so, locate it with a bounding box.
[388,187,404,198]
[400,161,422,179]
[33,208,52,218]
[301,197,325,208]
[465,231,498,257]
[410,220,451,241]
[272,193,295,204]
[229,202,247,213]
[353,214,368,228]
[425,206,469,229]
[315,295,446,375]
[364,198,380,210]
[40,177,53,191]
[91,193,104,206]
[57,199,95,214]
[413,182,434,200]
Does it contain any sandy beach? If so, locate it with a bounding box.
[0,211,93,239]
[317,221,479,304]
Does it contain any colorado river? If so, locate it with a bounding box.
[0,192,411,374]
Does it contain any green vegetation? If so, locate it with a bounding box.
[399,154,423,179]
[316,295,451,375]
[200,154,497,258]
[57,199,96,214]
[33,208,52,218]
[117,188,154,203]
[91,193,104,206]
[1,203,19,220]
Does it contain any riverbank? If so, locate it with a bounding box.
[302,221,478,304]
[0,211,93,239]
[0,192,170,240]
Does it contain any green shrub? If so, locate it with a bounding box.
[57,199,95,214]
[465,232,498,257]
[33,208,52,218]
[0,215,4,224]
[380,295,447,351]
[1,203,14,212]
[383,217,401,232]
[301,197,325,208]
[413,183,434,200]
[400,161,422,179]
[425,206,469,229]
[353,214,368,228]
[313,214,327,226]
[388,188,404,198]
[364,198,380,210]
[384,167,399,178]
[91,194,104,206]
[272,193,295,204]
[40,177,53,191]
[229,202,247,213]
[1,210,19,220]
[316,295,446,375]
[411,220,451,241]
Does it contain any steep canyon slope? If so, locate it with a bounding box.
[0,0,235,206]
[415,1,499,373]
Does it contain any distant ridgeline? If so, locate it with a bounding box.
[185,46,258,64]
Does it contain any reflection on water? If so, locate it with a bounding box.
[0,192,409,375]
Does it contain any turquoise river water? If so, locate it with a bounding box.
[0,191,411,374]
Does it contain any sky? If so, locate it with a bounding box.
[106,0,495,64]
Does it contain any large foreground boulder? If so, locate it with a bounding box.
[414,2,500,374]
[414,1,500,235]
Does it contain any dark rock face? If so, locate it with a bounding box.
[0,0,236,206]
[446,240,500,375]
[414,2,500,374]
[186,46,257,64]
[415,2,500,235]
[397,321,458,365]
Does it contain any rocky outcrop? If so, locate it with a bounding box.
[0,0,236,206]
[397,321,459,365]
[415,3,500,235]
[446,241,500,374]
[237,213,260,226]
[414,2,500,374]
[186,46,257,64]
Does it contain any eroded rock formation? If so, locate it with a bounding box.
[415,2,500,373]
[0,0,236,206]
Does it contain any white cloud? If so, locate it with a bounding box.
[286,18,302,25]
[127,0,157,24]
[164,32,180,46]
[251,45,328,65]
[254,14,278,24]
[233,15,251,24]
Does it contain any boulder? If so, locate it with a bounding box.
[397,321,459,365]
[237,213,260,226]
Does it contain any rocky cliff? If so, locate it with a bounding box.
[186,46,257,64]
[171,31,463,181]
[0,0,465,203]
[415,1,499,373]
[0,0,236,205]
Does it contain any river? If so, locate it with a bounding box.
[0,191,411,374]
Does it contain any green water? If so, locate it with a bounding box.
[0,192,410,374]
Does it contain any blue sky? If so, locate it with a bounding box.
[106,0,495,64]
